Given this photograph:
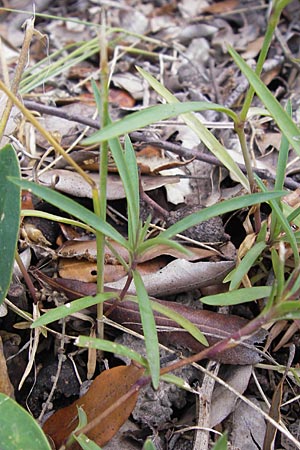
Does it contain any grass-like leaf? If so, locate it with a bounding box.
[0,144,21,305]
[201,286,272,306]
[82,101,238,145]
[160,191,286,239]
[31,293,116,328]
[76,335,148,367]
[133,270,160,389]
[226,241,267,290]
[255,175,299,264]
[228,46,300,156]
[9,178,128,248]
[126,295,208,346]
[74,434,103,450]
[137,67,250,190]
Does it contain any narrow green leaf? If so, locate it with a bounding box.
[0,144,21,305]
[124,135,140,229]
[255,175,299,263]
[143,439,157,450]
[133,270,160,389]
[76,335,148,367]
[229,242,266,290]
[31,293,116,328]
[275,301,300,316]
[74,434,103,450]
[82,101,238,144]
[109,138,139,239]
[160,374,196,393]
[9,178,128,248]
[228,46,300,157]
[201,286,271,306]
[0,393,51,450]
[160,191,286,239]
[126,295,208,346]
[151,299,208,346]
[212,433,228,450]
[137,67,249,190]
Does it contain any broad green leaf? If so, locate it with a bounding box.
[74,434,103,450]
[201,286,271,306]
[31,293,116,327]
[133,270,160,389]
[76,335,148,367]
[136,67,249,190]
[160,191,286,239]
[228,241,267,290]
[82,101,238,144]
[0,144,21,305]
[0,393,51,450]
[9,178,127,248]
[228,46,300,157]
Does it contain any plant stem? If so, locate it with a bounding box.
[0,17,34,142]
[95,16,110,340]
[240,0,291,121]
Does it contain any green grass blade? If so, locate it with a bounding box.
[0,393,51,450]
[143,439,157,450]
[9,178,128,248]
[0,144,21,305]
[255,175,299,264]
[82,101,238,145]
[126,295,208,346]
[227,241,267,290]
[160,191,286,239]
[31,293,116,328]
[136,67,249,191]
[76,335,148,367]
[212,433,228,450]
[74,434,103,450]
[227,46,300,156]
[201,286,272,306]
[133,270,160,389]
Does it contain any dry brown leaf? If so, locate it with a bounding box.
[202,0,238,14]
[43,364,144,449]
[58,257,165,283]
[0,337,14,398]
[57,238,216,264]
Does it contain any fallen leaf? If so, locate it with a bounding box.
[43,364,144,449]
[105,259,235,296]
[0,337,14,398]
[39,169,179,200]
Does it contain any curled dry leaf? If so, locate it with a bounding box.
[39,169,179,200]
[43,364,144,449]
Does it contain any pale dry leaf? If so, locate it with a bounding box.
[210,365,253,427]
[39,169,178,200]
[105,259,235,296]
[227,396,266,450]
